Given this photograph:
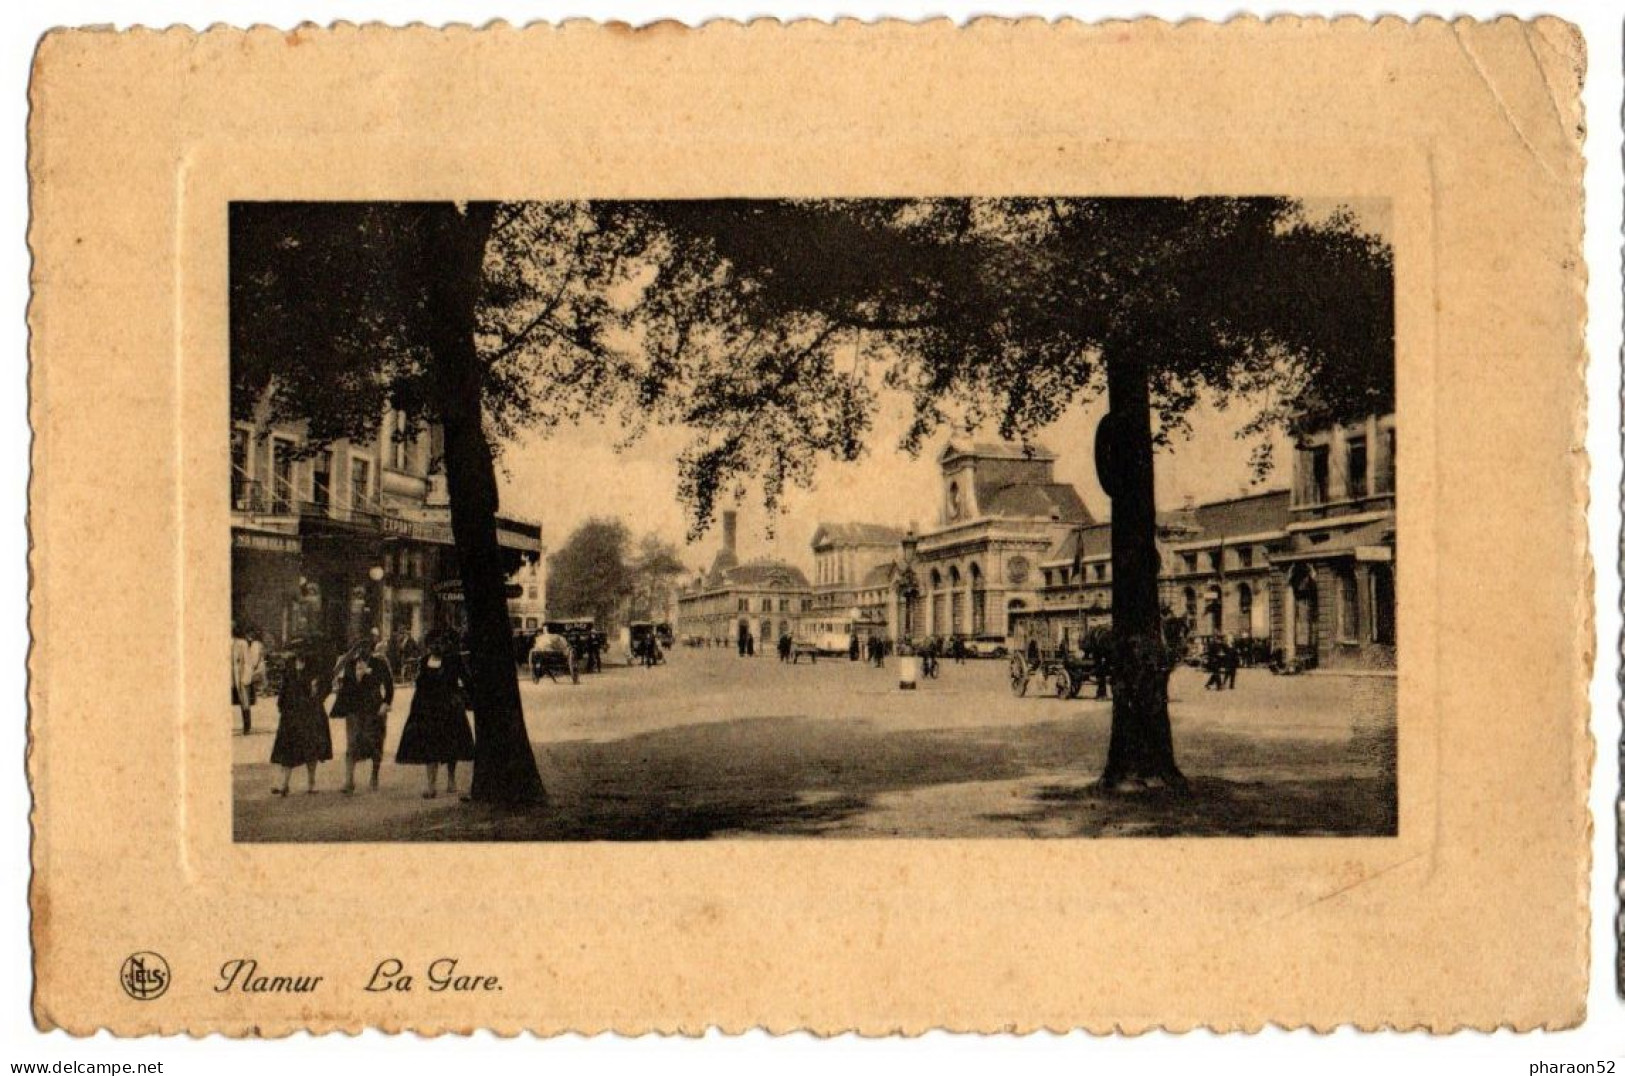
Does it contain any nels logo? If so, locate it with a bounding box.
[119,952,170,1001]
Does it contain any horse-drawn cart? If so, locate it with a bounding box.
[1008,648,1099,699]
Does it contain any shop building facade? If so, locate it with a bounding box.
[230,406,542,654]
[1015,413,1395,671]
[1269,413,1397,670]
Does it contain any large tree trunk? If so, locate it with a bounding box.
[422,203,547,804]
[1099,346,1187,791]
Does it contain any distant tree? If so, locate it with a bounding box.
[628,534,687,622]
[547,519,636,630]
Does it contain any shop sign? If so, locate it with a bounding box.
[382,515,454,544]
[434,580,524,600]
[233,531,300,554]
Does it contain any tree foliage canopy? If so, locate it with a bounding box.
[485,198,1392,535]
[234,198,1391,534]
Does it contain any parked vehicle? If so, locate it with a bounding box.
[1009,646,1100,700]
[544,618,605,673]
[627,621,665,667]
[965,637,1008,659]
[797,618,856,657]
[527,628,575,682]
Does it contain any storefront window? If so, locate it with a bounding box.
[1338,569,1360,641]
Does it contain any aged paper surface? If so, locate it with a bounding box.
[27,18,1587,1034]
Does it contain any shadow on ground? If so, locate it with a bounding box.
[237,707,1395,841]
[983,775,1397,837]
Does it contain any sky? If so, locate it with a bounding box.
[496,387,1292,579]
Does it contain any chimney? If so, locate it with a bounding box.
[722,510,738,556]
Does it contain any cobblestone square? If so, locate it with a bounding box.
[234,648,1395,841]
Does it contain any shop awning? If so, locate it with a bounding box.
[496,516,543,553]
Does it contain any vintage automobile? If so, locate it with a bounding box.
[965,636,1009,659]
[797,618,857,657]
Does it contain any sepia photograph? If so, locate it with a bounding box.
[228,197,1397,842]
[27,11,1596,1039]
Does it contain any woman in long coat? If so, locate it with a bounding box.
[395,634,475,798]
[329,640,394,794]
[269,649,334,795]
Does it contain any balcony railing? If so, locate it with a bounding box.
[232,479,298,516]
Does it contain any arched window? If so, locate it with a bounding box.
[929,568,945,637]
[969,562,986,635]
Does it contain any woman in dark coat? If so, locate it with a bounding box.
[330,640,394,794]
[395,634,476,798]
[270,650,334,795]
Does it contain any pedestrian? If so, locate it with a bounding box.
[737,624,748,658]
[1026,634,1040,668]
[1222,636,1240,690]
[848,633,860,662]
[1203,639,1225,691]
[395,634,476,799]
[231,622,254,735]
[246,627,268,699]
[953,636,966,665]
[1091,633,1112,700]
[331,639,394,794]
[778,632,792,662]
[269,648,333,796]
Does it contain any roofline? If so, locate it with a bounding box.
[1285,510,1394,533]
[1164,529,1289,551]
[1168,487,1291,510]
[938,440,1058,463]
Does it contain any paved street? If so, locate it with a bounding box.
[234,647,1395,841]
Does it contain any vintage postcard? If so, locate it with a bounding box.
[28,18,1588,1034]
